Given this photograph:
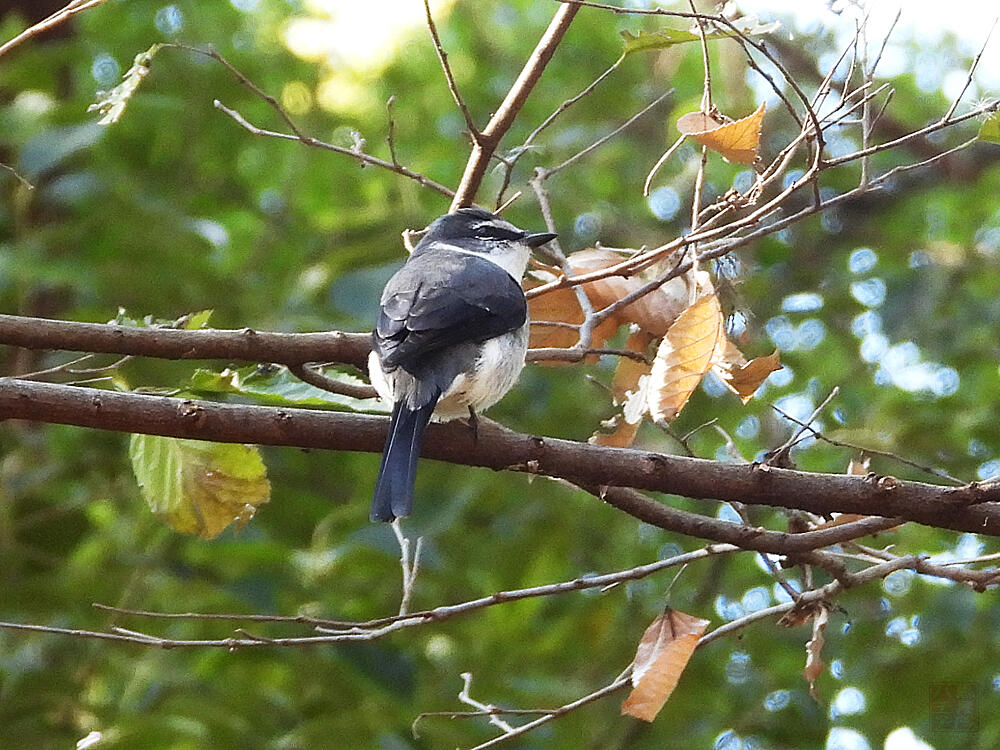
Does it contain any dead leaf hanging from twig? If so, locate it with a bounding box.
[677,103,766,164]
[648,283,725,423]
[713,348,782,403]
[590,330,655,447]
[621,608,710,721]
[527,248,691,359]
[803,604,830,701]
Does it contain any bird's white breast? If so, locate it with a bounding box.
[368,323,529,422]
[433,323,529,420]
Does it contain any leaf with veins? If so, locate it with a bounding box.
[621,608,710,721]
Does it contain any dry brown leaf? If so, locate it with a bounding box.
[676,103,766,164]
[621,609,710,722]
[591,412,643,448]
[847,456,871,475]
[722,350,783,403]
[527,248,690,359]
[710,334,748,372]
[648,290,725,423]
[803,605,830,701]
[590,331,654,447]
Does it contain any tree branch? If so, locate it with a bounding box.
[213,100,455,199]
[0,0,110,59]
[0,314,371,370]
[4,377,1000,539]
[450,3,579,209]
[422,0,481,142]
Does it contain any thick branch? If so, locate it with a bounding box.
[0,314,371,370]
[3,378,1000,539]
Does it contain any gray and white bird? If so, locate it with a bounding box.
[368,207,556,522]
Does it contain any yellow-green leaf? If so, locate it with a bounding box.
[621,19,779,56]
[186,365,385,412]
[129,434,270,539]
[979,112,1000,145]
[622,28,721,54]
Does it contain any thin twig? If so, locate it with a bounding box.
[466,674,631,749]
[642,135,685,197]
[527,346,650,363]
[158,40,455,197]
[868,9,901,79]
[213,99,454,198]
[288,363,378,400]
[542,89,673,176]
[0,161,34,190]
[385,96,400,166]
[451,4,580,209]
[391,520,422,616]
[690,146,708,231]
[688,0,713,113]
[94,545,739,631]
[767,386,840,462]
[767,402,965,486]
[0,0,110,59]
[459,674,516,734]
[943,16,997,121]
[496,54,627,206]
[422,0,481,141]
[527,171,596,346]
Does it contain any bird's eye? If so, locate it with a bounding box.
[476,224,517,240]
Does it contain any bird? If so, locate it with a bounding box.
[367,207,557,522]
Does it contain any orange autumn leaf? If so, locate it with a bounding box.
[721,350,783,403]
[648,289,725,423]
[590,410,644,448]
[847,456,871,475]
[621,609,710,722]
[527,285,621,355]
[677,103,766,164]
[527,248,690,359]
[590,330,654,448]
[803,605,830,700]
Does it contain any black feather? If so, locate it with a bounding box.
[370,394,440,521]
[373,248,526,377]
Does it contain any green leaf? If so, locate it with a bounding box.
[129,434,270,539]
[187,365,387,412]
[110,307,212,329]
[978,113,1000,144]
[621,28,713,53]
[621,19,780,56]
[181,309,214,329]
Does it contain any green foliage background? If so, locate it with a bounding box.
[2,1,999,749]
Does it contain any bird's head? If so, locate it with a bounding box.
[417,207,556,269]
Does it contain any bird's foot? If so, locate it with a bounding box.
[464,407,480,443]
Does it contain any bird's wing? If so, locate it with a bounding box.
[373,249,526,373]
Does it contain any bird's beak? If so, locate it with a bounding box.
[523,231,557,248]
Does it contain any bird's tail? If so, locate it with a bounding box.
[370,393,440,522]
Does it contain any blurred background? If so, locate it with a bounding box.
[1,1,1000,748]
